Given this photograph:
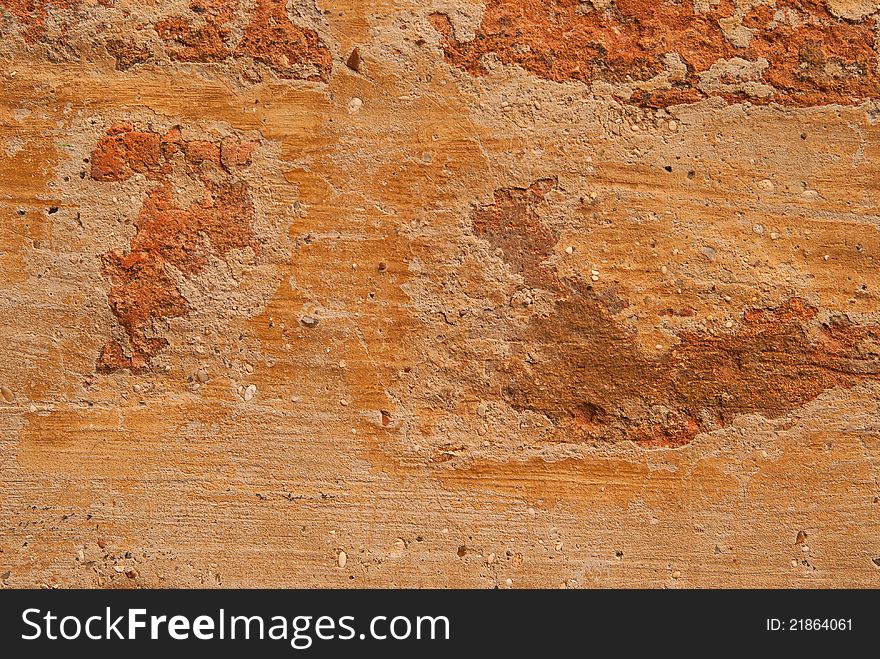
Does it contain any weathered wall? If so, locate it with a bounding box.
[2,0,880,588]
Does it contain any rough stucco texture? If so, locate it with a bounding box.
[2,0,880,588]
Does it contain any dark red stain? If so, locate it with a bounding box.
[431,0,880,107]
[93,124,260,373]
[472,179,880,447]
[105,39,152,71]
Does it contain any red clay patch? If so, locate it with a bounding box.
[431,0,880,107]
[472,179,880,447]
[93,125,260,373]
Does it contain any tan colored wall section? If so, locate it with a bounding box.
[1,0,879,587]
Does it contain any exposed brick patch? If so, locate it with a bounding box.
[473,179,880,447]
[1,0,331,82]
[236,0,333,81]
[154,0,237,64]
[0,0,109,43]
[155,0,332,82]
[431,0,880,107]
[93,125,260,373]
[91,127,169,182]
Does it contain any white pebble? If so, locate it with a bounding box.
[505,578,513,588]
[337,550,347,568]
[565,246,574,255]
[243,384,257,401]
[347,97,363,114]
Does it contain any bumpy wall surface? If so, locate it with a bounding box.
[1,0,880,587]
